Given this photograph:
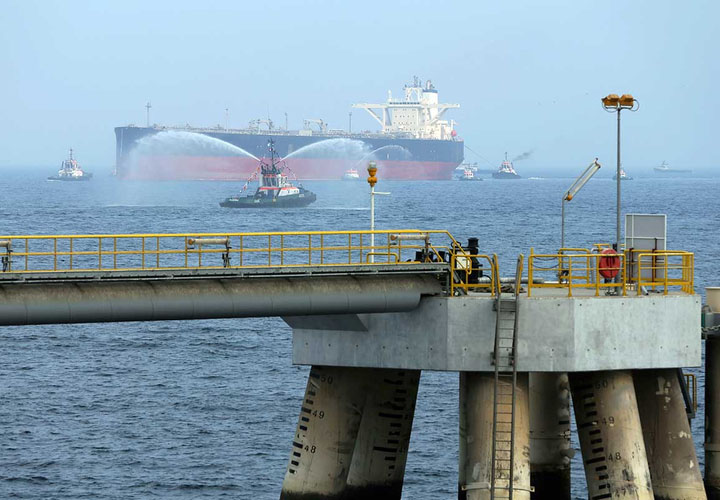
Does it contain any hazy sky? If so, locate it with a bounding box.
[1,1,717,172]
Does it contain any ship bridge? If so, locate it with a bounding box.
[0,228,706,500]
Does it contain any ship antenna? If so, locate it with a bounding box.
[69,148,73,160]
[146,102,152,127]
[505,152,508,162]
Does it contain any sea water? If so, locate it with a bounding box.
[1,170,717,498]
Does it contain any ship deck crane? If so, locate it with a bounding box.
[303,119,328,133]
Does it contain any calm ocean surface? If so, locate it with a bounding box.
[1,170,717,499]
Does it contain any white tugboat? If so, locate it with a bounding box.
[492,153,521,179]
[612,168,633,181]
[48,149,93,181]
[342,168,360,180]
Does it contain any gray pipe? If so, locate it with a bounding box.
[0,274,442,326]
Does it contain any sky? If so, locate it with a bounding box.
[1,0,718,174]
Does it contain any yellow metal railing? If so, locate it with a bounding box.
[450,252,498,295]
[528,248,626,297]
[0,230,462,273]
[528,247,695,297]
[558,248,592,284]
[630,250,694,295]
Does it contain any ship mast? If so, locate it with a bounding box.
[145,102,152,127]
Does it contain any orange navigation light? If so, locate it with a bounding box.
[602,94,620,108]
[619,94,635,107]
[367,161,378,187]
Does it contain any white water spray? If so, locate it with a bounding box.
[130,130,259,159]
[283,138,371,160]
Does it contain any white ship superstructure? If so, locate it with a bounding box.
[352,77,459,140]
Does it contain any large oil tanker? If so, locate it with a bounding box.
[114,78,463,180]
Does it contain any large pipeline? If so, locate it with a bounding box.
[0,274,442,325]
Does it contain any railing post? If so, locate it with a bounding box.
[113,237,117,270]
[239,235,244,267]
[528,248,534,297]
[54,238,57,271]
[156,236,160,268]
[69,237,73,270]
[98,237,102,270]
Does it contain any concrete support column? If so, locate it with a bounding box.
[459,372,531,500]
[706,336,720,499]
[280,365,368,499]
[570,370,653,500]
[345,369,420,499]
[529,372,571,500]
[633,369,706,499]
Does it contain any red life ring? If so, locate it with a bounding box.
[598,248,620,279]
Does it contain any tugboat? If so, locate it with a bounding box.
[48,149,92,181]
[492,153,521,179]
[342,168,360,180]
[220,140,316,208]
[459,167,480,181]
[612,168,633,181]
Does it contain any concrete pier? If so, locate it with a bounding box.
[280,365,368,499]
[345,370,420,499]
[706,335,720,499]
[634,369,706,500]
[571,370,653,500]
[459,372,531,500]
[529,372,571,500]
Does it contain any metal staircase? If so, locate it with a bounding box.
[490,255,523,500]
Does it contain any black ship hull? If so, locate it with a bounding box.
[220,192,317,208]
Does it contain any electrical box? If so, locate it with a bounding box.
[625,214,667,283]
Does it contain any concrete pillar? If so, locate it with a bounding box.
[633,369,706,499]
[706,335,720,499]
[570,370,654,500]
[344,369,420,499]
[459,372,531,500]
[529,372,571,500]
[280,365,367,499]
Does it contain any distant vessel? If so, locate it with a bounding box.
[115,78,463,180]
[342,169,360,180]
[492,153,521,179]
[459,167,480,181]
[654,161,691,174]
[612,168,633,181]
[219,140,316,208]
[48,149,92,181]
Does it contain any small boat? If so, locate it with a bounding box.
[48,149,92,181]
[459,167,480,181]
[612,168,633,181]
[342,169,360,180]
[654,161,691,174]
[492,153,521,179]
[220,140,316,208]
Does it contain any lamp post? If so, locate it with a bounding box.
[601,94,638,253]
[562,158,602,250]
[367,161,390,263]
